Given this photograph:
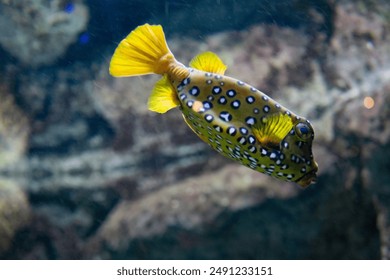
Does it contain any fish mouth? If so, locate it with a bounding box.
[295,162,319,188]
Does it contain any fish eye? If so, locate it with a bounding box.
[295,123,312,140]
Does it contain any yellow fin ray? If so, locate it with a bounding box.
[252,113,293,148]
[109,24,174,77]
[147,75,179,113]
[189,51,227,74]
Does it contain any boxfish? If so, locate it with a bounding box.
[109,24,318,187]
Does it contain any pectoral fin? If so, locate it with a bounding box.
[252,113,293,149]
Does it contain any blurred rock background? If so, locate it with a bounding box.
[0,0,389,259]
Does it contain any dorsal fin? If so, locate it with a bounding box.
[252,113,293,149]
[189,51,227,74]
[147,75,179,113]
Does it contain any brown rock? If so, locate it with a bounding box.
[0,180,30,255]
[86,165,298,259]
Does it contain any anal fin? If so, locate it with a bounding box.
[147,75,179,113]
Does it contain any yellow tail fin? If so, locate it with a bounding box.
[109,24,175,77]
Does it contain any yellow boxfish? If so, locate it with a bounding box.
[109,24,318,187]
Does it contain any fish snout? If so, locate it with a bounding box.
[295,161,318,188]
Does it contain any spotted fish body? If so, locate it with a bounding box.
[109,24,318,187]
[175,69,316,185]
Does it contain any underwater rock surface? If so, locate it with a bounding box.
[0,0,89,66]
[0,1,389,259]
[0,81,29,167]
[85,165,298,259]
[0,180,30,255]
